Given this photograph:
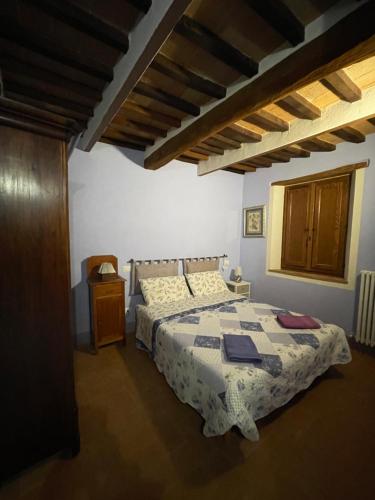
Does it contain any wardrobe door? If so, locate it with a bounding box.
[281,183,313,271]
[310,176,350,276]
[0,125,79,480]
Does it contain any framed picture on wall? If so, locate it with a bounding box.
[243,205,266,238]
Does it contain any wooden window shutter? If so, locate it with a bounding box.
[281,173,351,278]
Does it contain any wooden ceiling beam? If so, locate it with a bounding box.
[245,0,304,46]
[198,142,224,155]
[229,163,256,172]
[120,101,181,129]
[177,155,199,164]
[182,150,209,161]
[100,136,145,151]
[5,90,88,126]
[0,18,113,81]
[262,152,290,163]
[133,81,200,116]
[191,146,214,156]
[198,84,375,175]
[281,145,311,158]
[321,69,362,102]
[174,15,258,78]
[202,138,228,151]
[299,138,336,152]
[110,119,167,139]
[277,91,321,120]
[78,0,190,151]
[244,109,289,132]
[3,80,94,117]
[222,124,262,143]
[106,128,154,146]
[330,126,365,143]
[145,2,375,170]
[25,0,129,52]
[151,54,226,99]
[213,133,242,149]
[225,168,244,175]
[242,157,271,168]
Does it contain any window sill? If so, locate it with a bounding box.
[268,269,349,286]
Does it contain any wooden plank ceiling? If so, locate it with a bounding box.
[102,0,337,150]
[99,0,375,175]
[0,0,152,140]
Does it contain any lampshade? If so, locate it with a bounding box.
[235,266,242,276]
[98,262,116,275]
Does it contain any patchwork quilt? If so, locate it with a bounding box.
[135,291,351,440]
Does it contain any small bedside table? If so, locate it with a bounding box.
[87,255,126,353]
[226,280,251,298]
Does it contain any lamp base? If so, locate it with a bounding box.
[234,275,242,283]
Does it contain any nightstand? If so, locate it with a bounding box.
[226,280,251,298]
[87,255,126,353]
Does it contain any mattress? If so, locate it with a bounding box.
[135,291,351,440]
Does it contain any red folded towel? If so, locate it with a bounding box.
[277,314,320,329]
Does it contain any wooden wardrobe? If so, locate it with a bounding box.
[0,124,79,480]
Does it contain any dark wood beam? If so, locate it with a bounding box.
[3,80,94,117]
[244,109,289,132]
[222,124,262,143]
[144,2,375,170]
[177,155,199,164]
[4,90,88,126]
[225,167,244,175]
[182,150,209,161]
[25,0,129,52]
[126,0,152,14]
[213,133,242,149]
[321,69,362,102]
[245,0,304,46]
[107,127,155,146]
[202,138,228,151]
[229,163,256,172]
[0,96,79,140]
[0,54,102,102]
[277,91,321,120]
[100,136,145,151]
[243,157,272,168]
[0,17,113,81]
[174,15,258,77]
[199,142,224,155]
[120,101,181,129]
[368,117,375,127]
[330,126,366,143]
[191,146,214,156]
[151,53,226,99]
[133,81,200,116]
[110,119,167,139]
[281,145,311,158]
[77,0,190,151]
[299,138,336,152]
[262,152,290,163]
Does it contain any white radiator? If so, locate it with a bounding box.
[356,270,375,346]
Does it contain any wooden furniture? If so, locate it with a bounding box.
[0,125,79,481]
[281,174,350,277]
[87,255,126,353]
[226,280,251,298]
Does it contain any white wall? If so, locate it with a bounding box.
[69,143,244,336]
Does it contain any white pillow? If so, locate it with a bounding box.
[140,275,191,306]
[185,270,228,297]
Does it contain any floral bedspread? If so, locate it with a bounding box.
[135,291,351,440]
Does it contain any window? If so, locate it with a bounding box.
[281,175,350,278]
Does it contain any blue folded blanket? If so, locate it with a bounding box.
[223,334,262,363]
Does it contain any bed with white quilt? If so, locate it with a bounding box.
[134,265,351,440]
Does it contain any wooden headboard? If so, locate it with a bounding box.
[86,255,118,279]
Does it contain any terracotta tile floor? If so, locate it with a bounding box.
[2,337,375,500]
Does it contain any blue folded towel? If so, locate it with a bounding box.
[223,334,262,363]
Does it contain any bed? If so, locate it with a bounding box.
[135,290,351,440]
